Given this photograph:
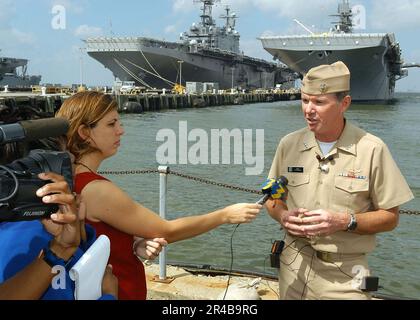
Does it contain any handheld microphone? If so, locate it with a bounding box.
[257,176,289,205]
[0,118,69,145]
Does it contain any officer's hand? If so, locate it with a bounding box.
[300,209,349,237]
[281,208,308,237]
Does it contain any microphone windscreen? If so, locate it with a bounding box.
[19,118,69,141]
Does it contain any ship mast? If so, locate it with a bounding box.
[184,0,240,53]
[193,0,220,28]
[330,0,353,33]
[220,5,237,31]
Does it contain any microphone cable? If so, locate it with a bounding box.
[222,223,240,300]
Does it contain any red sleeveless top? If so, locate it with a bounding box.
[75,172,147,300]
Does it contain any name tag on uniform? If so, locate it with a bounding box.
[288,167,304,173]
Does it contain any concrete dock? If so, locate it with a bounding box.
[145,263,279,300]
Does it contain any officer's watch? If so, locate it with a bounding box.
[42,241,74,269]
[346,212,358,231]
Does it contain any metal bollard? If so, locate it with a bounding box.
[158,166,169,280]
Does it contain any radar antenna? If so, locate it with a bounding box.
[330,0,353,33]
[193,0,221,27]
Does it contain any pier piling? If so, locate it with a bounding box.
[0,90,301,115]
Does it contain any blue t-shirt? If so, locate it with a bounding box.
[0,220,102,300]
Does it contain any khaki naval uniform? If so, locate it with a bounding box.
[268,122,414,299]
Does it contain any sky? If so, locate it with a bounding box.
[1,0,419,92]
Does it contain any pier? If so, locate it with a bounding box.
[0,90,301,115]
[116,90,301,113]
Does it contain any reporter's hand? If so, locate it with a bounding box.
[133,237,168,260]
[222,203,262,224]
[102,264,118,299]
[37,172,86,252]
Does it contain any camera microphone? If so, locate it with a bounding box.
[316,154,334,173]
[0,118,69,144]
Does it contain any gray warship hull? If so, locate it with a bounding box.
[85,37,293,90]
[260,33,405,102]
[0,74,41,87]
[0,56,41,88]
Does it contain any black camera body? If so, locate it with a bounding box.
[0,149,73,222]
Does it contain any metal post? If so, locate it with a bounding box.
[79,47,84,89]
[231,66,235,94]
[158,166,169,280]
[180,61,182,86]
[178,60,184,87]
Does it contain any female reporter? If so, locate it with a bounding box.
[56,91,262,300]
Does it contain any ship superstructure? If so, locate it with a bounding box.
[84,0,297,90]
[0,50,41,87]
[259,0,409,102]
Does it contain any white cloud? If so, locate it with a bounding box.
[370,0,420,31]
[50,0,86,14]
[0,0,36,57]
[74,24,103,37]
[10,28,36,45]
[173,0,340,34]
[0,28,36,51]
[0,0,15,28]
[239,38,272,60]
[402,48,420,66]
[164,25,177,34]
[172,0,196,13]
[260,30,276,38]
[217,0,336,20]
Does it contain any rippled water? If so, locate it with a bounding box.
[104,92,420,299]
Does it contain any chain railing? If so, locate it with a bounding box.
[98,168,420,216]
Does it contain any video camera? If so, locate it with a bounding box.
[0,118,71,222]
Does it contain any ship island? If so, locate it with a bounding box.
[258,0,419,102]
[84,0,298,92]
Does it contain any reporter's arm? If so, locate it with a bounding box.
[82,180,261,244]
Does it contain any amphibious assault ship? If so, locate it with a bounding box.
[84,0,297,91]
[0,50,41,88]
[259,0,413,102]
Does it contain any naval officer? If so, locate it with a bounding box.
[266,61,414,299]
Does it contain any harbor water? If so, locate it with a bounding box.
[103,92,420,299]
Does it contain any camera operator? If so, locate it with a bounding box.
[0,172,119,299]
[0,106,118,300]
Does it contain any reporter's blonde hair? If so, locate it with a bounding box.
[56,91,118,161]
